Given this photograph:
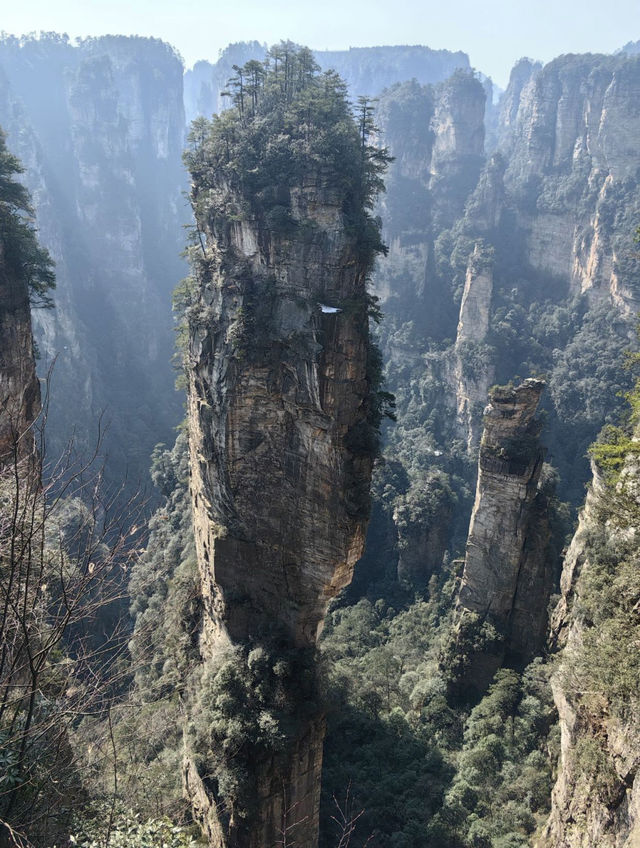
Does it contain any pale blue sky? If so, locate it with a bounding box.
[2,0,639,87]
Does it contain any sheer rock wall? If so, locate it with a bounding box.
[501,53,640,313]
[456,379,552,687]
[185,176,375,846]
[540,457,640,848]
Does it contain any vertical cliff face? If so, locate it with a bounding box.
[180,51,385,847]
[0,127,53,464]
[0,35,186,489]
[374,70,486,349]
[453,243,495,448]
[456,379,552,688]
[188,182,374,650]
[0,240,40,461]
[500,53,640,311]
[540,442,640,848]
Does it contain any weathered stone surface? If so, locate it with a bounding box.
[456,244,492,344]
[500,52,640,312]
[185,169,375,845]
[456,379,552,684]
[540,458,640,848]
[453,244,495,448]
[432,71,486,175]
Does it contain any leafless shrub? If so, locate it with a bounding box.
[0,389,146,847]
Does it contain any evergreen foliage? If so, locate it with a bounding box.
[187,638,319,822]
[67,803,200,848]
[0,126,55,307]
[320,587,558,848]
[183,42,391,260]
[564,362,640,717]
[118,432,198,817]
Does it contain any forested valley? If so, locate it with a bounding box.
[1,31,640,848]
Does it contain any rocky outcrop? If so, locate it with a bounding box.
[539,451,640,848]
[182,67,380,844]
[375,71,486,328]
[187,185,374,649]
[499,52,640,312]
[456,379,552,686]
[431,70,486,178]
[453,243,495,448]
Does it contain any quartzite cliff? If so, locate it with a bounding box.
[456,379,552,689]
[541,443,640,847]
[179,52,386,847]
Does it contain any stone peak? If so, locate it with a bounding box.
[486,378,545,428]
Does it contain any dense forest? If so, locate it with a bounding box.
[1,32,640,848]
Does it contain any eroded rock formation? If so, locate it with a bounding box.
[453,243,495,448]
[456,379,552,689]
[539,451,640,848]
[501,52,640,312]
[181,59,382,846]
[187,187,374,647]
[185,189,375,848]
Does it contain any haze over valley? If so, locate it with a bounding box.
[1,9,640,848]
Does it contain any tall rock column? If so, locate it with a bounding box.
[452,242,495,449]
[455,379,552,691]
[179,51,386,848]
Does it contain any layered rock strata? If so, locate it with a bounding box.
[184,167,377,844]
[456,379,552,688]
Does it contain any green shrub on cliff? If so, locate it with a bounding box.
[183,42,391,263]
[589,359,640,485]
[187,639,319,821]
[0,127,55,307]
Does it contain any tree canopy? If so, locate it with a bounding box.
[0,127,55,307]
[183,41,391,263]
